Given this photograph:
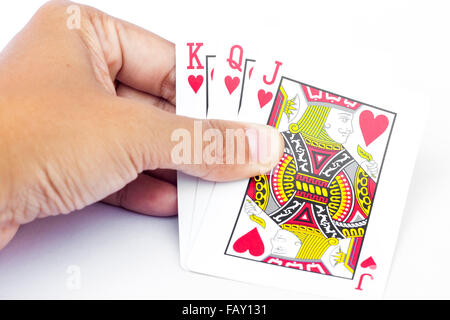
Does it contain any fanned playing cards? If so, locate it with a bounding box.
[175,40,425,298]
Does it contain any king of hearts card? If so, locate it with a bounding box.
[225,76,395,280]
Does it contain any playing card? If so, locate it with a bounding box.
[176,41,212,268]
[186,75,426,298]
[238,58,256,113]
[188,54,216,251]
[227,79,394,277]
[238,57,284,123]
[189,44,252,251]
[208,42,249,119]
[205,55,216,117]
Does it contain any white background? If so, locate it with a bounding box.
[0,0,449,299]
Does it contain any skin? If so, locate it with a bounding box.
[0,1,284,250]
[324,108,354,145]
[324,108,377,175]
[270,229,302,257]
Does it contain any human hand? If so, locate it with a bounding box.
[0,1,283,249]
[361,160,378,179]
[244,199,262,217]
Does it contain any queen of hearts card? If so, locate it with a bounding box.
[225,77,396,279]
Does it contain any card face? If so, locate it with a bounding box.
[225,77,396,279]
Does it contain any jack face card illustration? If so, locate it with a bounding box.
[226,77,396,280]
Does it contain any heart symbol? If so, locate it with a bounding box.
[188,75,204,94]
[233,228,265,257]
[224,76,240,95]
[258,89,273,108]
[359,110,389,146]
[360,256,377,270]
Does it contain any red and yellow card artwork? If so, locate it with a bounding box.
[225,77,396,279]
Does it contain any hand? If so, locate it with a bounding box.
[244,199,262,217]
[0,1,284,250]
[361,160,378,178]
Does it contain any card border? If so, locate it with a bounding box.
[237,58,256,114]
[205,55,216,117]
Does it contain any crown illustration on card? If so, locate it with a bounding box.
[301,84,361,112]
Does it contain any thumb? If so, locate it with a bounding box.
[119,100,284,181]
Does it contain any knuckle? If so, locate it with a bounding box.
[115,183,130,208]
[160,64,176,105]
[196,163,215,180]
[197,164,228,181]
[199,119,250,174]
[38,0,67,13]
[35,0,75,23]
[202,119,228,164]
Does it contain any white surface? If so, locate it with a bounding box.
[0,0,449,299]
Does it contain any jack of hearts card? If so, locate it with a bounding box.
[185,73,426,298]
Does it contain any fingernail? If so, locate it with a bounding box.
[246,124,283,166]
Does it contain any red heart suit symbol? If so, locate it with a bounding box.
[233,228,265,257]
[360,256,377,270]
[359,110,389,146]
[258,89,273,108]
[224,76,240,94]
[188,75,204,94]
